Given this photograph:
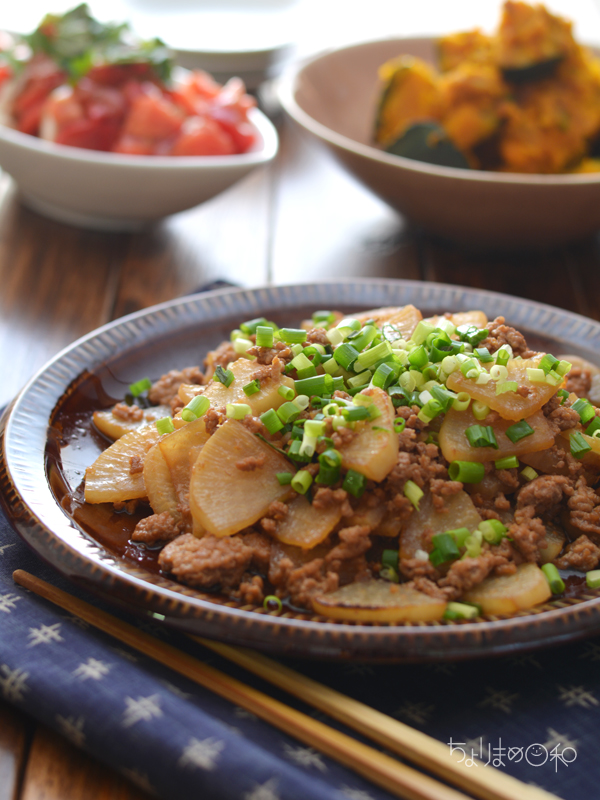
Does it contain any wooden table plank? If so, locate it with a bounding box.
[0,699,28,800]
[270,120,421,286]
[20,725,153,800]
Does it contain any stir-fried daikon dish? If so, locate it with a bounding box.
[84,305,600,622]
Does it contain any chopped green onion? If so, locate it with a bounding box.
[372,362,398,390]
[240,317,269,336]
[276,472,293,485]
[341,405,371,421]
[393,418,406,434]
[287,439,311,463]
[226,403,251,420]
[452,392,471,412]
[291,470,313,495]
[539,353,559,374]
[312,310,336,327]
[403,479,423,510]
[381,549,399,572]
[260,408,284,434]
[278,385,295,401]
[319,449,342,468]
[333,342,360,370]
[526,368,547,383]
[471,402,490,423]
[294,374,334,397]
[181,394,210,422]
[557,388,569,405]
[465,425,498,449]
[255,326,274,348]
[277,402,301,424]
[407,345,429,369]
[156,416,175,435]
[349,324,378,352]
[279,328,307,344]
[418,399,443,424]
[495,348,510,367]
[343,469,367,498]
[495,455,519,470]
[463,530,483,558]
[429,533,460,565]
[496,380,518,395]
[479,518,508,544]
[448,461,485,483]
[263,595,283,611]
[586,570,600,589]
[447,527,471,548]
[520,466,538,481]
[443,602,479,620]
[541,563,565,594]
[233,337,254,355]
[355,341,393,372]
[347,370,371,389]
[585,416,600,437]
[545,370,562,387]
[411,320,436,345]
[429,384,457,413]
[129,377,152,397]
[293,395,310,411]
[570,430,592,459]
[489,364,508,382]
[474,347,493,363]
[556,360,572,377]
[572,398,596,425]
[214,365,234,388]
[506,420,534,443]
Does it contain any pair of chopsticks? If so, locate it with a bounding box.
[13,570,555,800]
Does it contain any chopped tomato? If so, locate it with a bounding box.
[112,134,155,155]
[13,70,65,134]
[212,107,257,153]
[0,63,12,88]
[123,87,183,139]
[55,117,121,151]
[87,63,152,86]
[170,116,236,156]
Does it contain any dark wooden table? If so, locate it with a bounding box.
[2,107,600,799]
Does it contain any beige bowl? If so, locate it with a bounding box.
[0,106,278,231]
[279,37,600,248]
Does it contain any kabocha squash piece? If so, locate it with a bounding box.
[440,407,554,463]
[143,443,180,520]
[339,387,398,482]
[374,56,442,147]
[84,425,160,503]
[539,522,566,564]
[400,490,482,560]
[354,304,422,339]
[385,122,471,169]
[313,579,447,622]
[494,1,574,82]
[559,354,600,406]
[272,495,342,549]
[178,357,294,416]
[159,417,210,509]
[437,29,493,72]
[93,404,171,441]
[462,562,552,615]
[189,419,293,537]
[446,357,557,421]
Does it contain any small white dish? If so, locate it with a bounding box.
[0,107,278,231]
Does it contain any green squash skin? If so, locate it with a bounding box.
[385,122,471,170]
[501,55,563,84]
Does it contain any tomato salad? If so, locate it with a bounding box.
[0,4,257,156]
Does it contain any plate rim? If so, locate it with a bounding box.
[3,277,600,660]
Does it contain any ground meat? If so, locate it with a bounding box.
[399,556,438,581]
[429,479,464,511]
[385,442,447,492]
[516,474,573,516]
[395,405,426,433]
[411,576,447,599]
[112,402,144,422]
[509,506,548,562]
[129,455,144,475]
[236,454,266,471]
[312,487,351,515]
[542,394,580,433]
[148,367,205,406]
[271,556,339,609]
[325,525,372,570]
[565,366,592,398]
[437,547,515,600]
[479,316,536,358]
[204,406,226,435]
[387,492,415,522]
[246,341,292,365]
[158,533,255,590]
[241,415,265,435]
[233,574,265,605]
[305,327,330,346]
[203,342,237,378]
[568,477,600,537]
[555,534,600,571]
[132,511,183,544]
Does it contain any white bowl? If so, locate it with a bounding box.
[0,106,278,231]
[279,37,600,248]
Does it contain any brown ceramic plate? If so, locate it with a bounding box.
[2,280,600,661]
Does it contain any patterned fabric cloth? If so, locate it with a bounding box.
[2,506,600,800]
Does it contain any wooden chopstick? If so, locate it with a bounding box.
[13,570,555,800]
[12,569,467,800]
